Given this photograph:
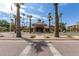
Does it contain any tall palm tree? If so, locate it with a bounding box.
[59,13,63,23]
[13,14,16,33]
[48,12,52,32]
[27,15,32,33]
[9,19,13,32]
[15,3,21,37]
[54,3,59,37]
[22,13,25,26]
[13,14,22,33]
[13,15,16,24]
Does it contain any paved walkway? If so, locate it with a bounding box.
[0,32,79,40]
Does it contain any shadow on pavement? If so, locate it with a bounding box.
[21,37,34,43]
[32,41,48,54]
[21,37,48,54]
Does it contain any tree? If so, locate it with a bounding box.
[59,22,66,32]
[76,22,79,25]
[27,15,32,33]
[59,13,63,23]
[11,22,16,31]
[48,12,52,32]
[14,3,25,37]
[0,20,9,31]
[10,19,15,31]
[15,3,21,37]
[13,14,17,33]
[54,3,59,37]
[22,13,25,26]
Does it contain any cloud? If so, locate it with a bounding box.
[3,17,8,20]
[59,3,68,6]
[0,3,12,14]
[0,3,26,14]
[0,3,47,24]
[38,6,44,12]
[0,3,45,19]
[31,14,41,19]
[21,5,26,9]
[22,11,48,23]
[42,17,48,20]
[20,9,26,14]
[30,6,34,9]
[0,3,27,19]
[24,5,34,10]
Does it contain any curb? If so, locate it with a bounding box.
[0,37,79,40]
[0,38,22,40]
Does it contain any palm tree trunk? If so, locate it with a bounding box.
[29,19,31,33]
[16,3,21,37]
[14,16,16,33]
[49,19,51,32]
[54,3,59,37]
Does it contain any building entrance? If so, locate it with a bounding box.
[36,27,43,32]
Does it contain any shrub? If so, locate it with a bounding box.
[30,35,36,38]
[67,34,72,38]
[45,36,50,38]
[44,35,50,38]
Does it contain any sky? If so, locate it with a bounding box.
[0,3,79,26]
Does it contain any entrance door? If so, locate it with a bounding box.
[36,28,43,32]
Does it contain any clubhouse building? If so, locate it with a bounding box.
[25,19,54,33]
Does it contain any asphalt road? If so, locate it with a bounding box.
[0,40,79,56]
[0,40,27,56]
[52,41,79,56]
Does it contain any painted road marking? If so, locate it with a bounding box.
[19,44,31,56]
[48,43,62,56]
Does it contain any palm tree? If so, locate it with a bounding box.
[27,15,32,33]
[13,14,16,33]
[11,19,14,31]
[13,14,22,33]
[54,3,59,37]
[22,13,25,26]
[13,15,16,26]
[48,12,52,32]
[59,13,63,23]
[15,3,21,37]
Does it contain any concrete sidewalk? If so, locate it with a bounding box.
[0,32,79,40]
[0,35,79,40]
